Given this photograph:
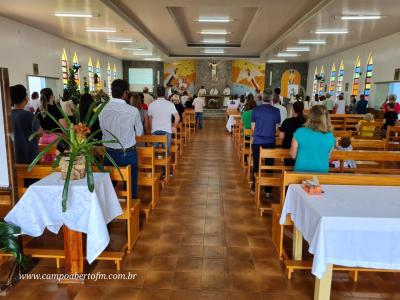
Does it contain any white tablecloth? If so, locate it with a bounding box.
[5,172,123,263]
[226,115,240,132]
[280,184,400,278]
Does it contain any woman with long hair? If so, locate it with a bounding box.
[128,92,150,133]
[290,105,335,172]
[241,97,256,130]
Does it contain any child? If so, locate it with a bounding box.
[382,102,398,137]
[331,137,357,169]
[356,113,375,137]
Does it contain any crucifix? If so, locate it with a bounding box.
[209,60,220,82]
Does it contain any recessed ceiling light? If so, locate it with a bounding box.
[286,47,310,52]
[267,59,288,63]
[144,57,162,61]
[276,52,299,57]
[298,39,326,44]
[86,28,116,33]
[196,17,231,23]
[202,38,228,44]
[122,47,146,51]
[133,53,152,56]
[107,38,135,43]
[339,15,382,20]
[203,49,225,54]
[199,29,230,35]
[55,12,92,18]
[315,29,348,34]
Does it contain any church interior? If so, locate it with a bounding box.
[1,1,400,299]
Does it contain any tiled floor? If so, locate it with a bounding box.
[2,119,400,300]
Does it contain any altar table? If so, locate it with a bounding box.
[5,172,122,272]
[280,184,400,300]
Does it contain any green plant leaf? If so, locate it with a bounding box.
[103,151,125,181]
[85,154,94,192]
[61,151,78,212]
[28,136,63,171]
[56,103,73,128]
[87,101,107,128]
[85,128,102,142]
[83,101,97,125]
[104,129,125,150]
[52,155,62,170]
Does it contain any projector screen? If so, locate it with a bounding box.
[128,68,153,92]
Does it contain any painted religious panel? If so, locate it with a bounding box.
[231,60,265,95]
[164,60,196,94]
[281,69,301,98]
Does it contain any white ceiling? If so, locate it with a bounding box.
[0,0,399,63]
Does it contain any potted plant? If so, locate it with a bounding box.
[28,100,123,213]
[0,221,29,268]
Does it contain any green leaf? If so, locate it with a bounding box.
[83,101,97,125]
[85,128,102,142]
[52,155,62,170]
[87,101,107,128]
[104,129,125,150]
[61,151,78,212]
[56,103,73,128]
[85,154,94,192]
[28,137,63,171]
[103,151,125,182]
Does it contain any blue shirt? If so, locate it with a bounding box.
[357,99,368,114]
[251,104,281,144]
[293,127,335,173]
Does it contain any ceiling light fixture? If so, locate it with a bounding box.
[315,29,348,34]
[199,29,230,35]
[144,57,162,61]
[55,12,92,18]
[202,38,228,44]
[276,52,299,57]
[286,47,310,52]
[339,15,382,20]
[122,47,146,51]
[86,28,116,33]
[267,59,288,63]
[133,53,153,56]
[107,38,135,43]
[203,49,225,54]
[196,17,231,23]
[298,39,326,44]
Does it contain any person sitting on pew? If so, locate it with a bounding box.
[356,113,375,137]
[290,105,335,173]
[382,102,398,137]
[331,137,356,169]
[241,96,256,130]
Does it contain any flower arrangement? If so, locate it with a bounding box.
[29,101,123,212]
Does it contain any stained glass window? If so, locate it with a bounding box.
[352,56,361,96]
[113,64,117,80]
[88,57,95,92]
[329,64,336,96]
[61,48,68,89]
[364,54,373,98]
[95,60,102,91]
[72,52,80,90]
[107,62,112,95]
[312,67,318,95]
[318,66,325,96]
[336,60,345,94]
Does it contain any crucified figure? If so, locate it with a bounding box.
[209,60,221,82]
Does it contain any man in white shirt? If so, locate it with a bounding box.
[198,86,207,97]
[99,79,143,198]
[272,94,287,125]
[181,91,189,107]
[223,85,230,107]
[335,93,346,114]
[148,86,180,155]
[192,96,206,129]
[210,87,218,96]
[143,87,153,105]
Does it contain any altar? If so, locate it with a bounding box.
[205,95,226,109]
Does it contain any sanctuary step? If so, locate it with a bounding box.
[203,108,226,119]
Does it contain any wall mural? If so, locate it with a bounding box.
[164,60,196,94]
[231,60,265,95]
[281,69,301,98]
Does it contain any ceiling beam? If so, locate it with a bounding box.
[260,0,335,59]
[100,0,170,56]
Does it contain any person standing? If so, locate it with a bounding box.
[334,93,346,114]
[10,84,40,164]
[25,91,40,113]
[148,86,180,155]
[198,85,207,97]
[274,88,284,104]
[251,92,281,196]
[99,79,143,199]
[272,94,287,125]
[349,95,358,114]
[223,85,231,107]
[142,87,153,106]
[357,94,368,114]
[324,93,335,113]
[192,93,206,129]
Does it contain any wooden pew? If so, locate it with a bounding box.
[182,112,191,143]
[279,172,400,281]
[241,129,252,171]
[385,125,400,150]
[7,164,140,270]
[136,135,170,188]
[185,109,196,132]
[351,138,386,151]
[137,146,160,219]
[333,130,353,138]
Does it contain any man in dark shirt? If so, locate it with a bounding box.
[357,94,368,114]
[383,102,398,136]
[251,91,281,195]
[10,84,40,164]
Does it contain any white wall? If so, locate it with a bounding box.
[0,16,122,96]
[307,32,400,108]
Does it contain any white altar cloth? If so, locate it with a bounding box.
[5,172,122,263]
[280,184,400,278]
